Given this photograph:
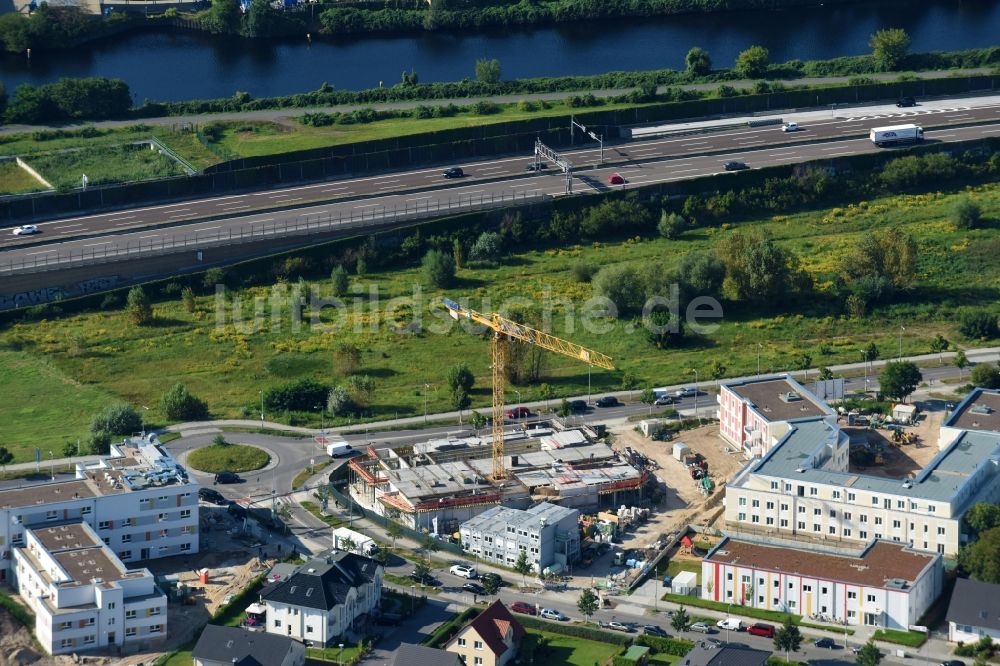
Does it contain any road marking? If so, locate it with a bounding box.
[321,186,349,192]
[221,205,250,210]
[138,234,160,240]
[769,152,798,157]
[670,168,700,174]
[823,151,855,157]
[680,141,708,147]
[115,221,138,227]
[405,196,433,203]
[81,241,111,247]
[50,223,83,230]
[24,249,55,256]
[199,226,221,231]
[108,215,135,222]
[169,214,190,219]
[934,133,957,138]
[354,203,380,209]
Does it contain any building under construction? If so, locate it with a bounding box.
[347,422,648,535]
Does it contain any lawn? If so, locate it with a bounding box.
[666,560,702,583]
[186,443,270,473]
[20,144,187,191]
[872,628,927,647]
[2,182,999,458]
[0,160,48,193]
[529,628,622,666]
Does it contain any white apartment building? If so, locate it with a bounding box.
[702,537,942,630]
[722,389,1000,558]
[717,375,834,457]
[460,502,580,573]
[0,437,199,582]
[263,551,382,644]
[13,522,167,655]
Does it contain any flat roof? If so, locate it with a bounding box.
[0,479,100,509]
[390,461,489,500]
[706,538,936,588]
[462,502,578,534]
[944,389,1000,434]
[33,523,98,552]
[726,376,832,423]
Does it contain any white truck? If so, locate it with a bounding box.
[332,527,378,556]
[870,124,923,147]
[325,439,354,458]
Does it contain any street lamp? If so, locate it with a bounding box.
[260,390,265,430]
[338,642,344,666]
[49,450,54,481]
[141,405,149,438]
[514,389,522,407]
[316,404,325,433]
[898,326,906,359]
[588,365,592,405]
[757,343,763,376]
[691,369,699,422]
[423,383,430,423]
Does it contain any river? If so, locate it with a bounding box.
[1,0,999,102]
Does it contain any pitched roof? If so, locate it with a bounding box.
[449,601,524,658]
[946,578,1000,631]
[684,643,771,666]
[262,551,380,611]
[392,644,463,666]
[192,625,296,666]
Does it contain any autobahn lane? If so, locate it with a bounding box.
[4,118,1000,270]
[3,95,1000,252]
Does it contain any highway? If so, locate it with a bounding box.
[2,95,1000,268]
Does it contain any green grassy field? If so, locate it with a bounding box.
[1,183,997,460]
[186,443,270,473]
[0,160,48,193]
[21,145,188,191]
[529,628,623,666]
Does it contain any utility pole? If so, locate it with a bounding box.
[570,115,604,165]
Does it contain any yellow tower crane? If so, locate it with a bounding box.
[442,298,615,481]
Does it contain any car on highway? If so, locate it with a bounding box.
[643,625,669,637]
[654,395,676,406]
[12,225,38,236]
[539,608,568,621]
[675,387,698,397]
[449,564,478,579]
[569,399,588,413]
[443,167,465,178]
[595,396,620,407]
[198,488,229,505]
[526,162,548,171]
[462,582,485,595]
[688,622,711,633]
[897,96,917,107]
[782,122,800,132]
[214,471,242,484]
[747,623,775,638]
[505,406,531,419]
[510,601,536,615]
[814,638,837,649]
[608,173,626,185]
[606,621,635,633]
[724,160,749,171]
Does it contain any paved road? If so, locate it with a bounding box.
[3,96,1000,271]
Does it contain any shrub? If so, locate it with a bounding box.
[330,264,349,297]
[475,58,501,84]
[736,45,770,78]
[515,615,632,645]
[959,309,999,339]
[657,211,685,239]
[472,99,500,115]
[593,264,645,316]
[637,635,696,656]
[125,286,153,325]
[422,248,456,288]
[202,267,226,291]
[91,403,142,435]
[685,47,712,75]
[264,378,330,412]
[327,386,355,416]
[469,231,502,263]
[160,383,209,421]
[571,261,596,283]
[970,363,1000,389]
[87,430,112,455]
[953,197,983,229]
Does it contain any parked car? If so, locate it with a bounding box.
[505,406,531,419]
[814,638,837,649]
[569,399,588,413]
[607,621,635,633]
[462,582,485,595]
[526,162,548,171]
[449,564,478,579]
[897,96,917,107]
[376,612,403,626]
[198,488,229,505]
[701,639,722,649]
[443,167,465,178]
[12,224,38,236]
[654,395,675,405]
[540,608,568,621]
[747,623,775,638]
[688,622,711,633]
[940,661,965,666]
[724,160,749,171]
[717,618,743,631]
[782,122,800,132]
[675,387,698,397]
[510,601,536,615]
[214,471,242,484]
[409,571,439,586]
[227,503,247,519]
[595,396,620,407]
[608,173,626,185]
[643,625,669,637]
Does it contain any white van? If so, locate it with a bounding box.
[326,441,354,458]
[717,617,743,631]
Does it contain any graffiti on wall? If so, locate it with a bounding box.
[0,275,121,310]
[77,275,120,294]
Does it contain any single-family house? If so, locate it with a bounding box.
[947,578,1000,645]
[445,601,524,666]
[192,625,305,666]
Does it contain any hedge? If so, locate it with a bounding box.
[613,657,639,666]
[637,635,696,656]
[872,628,927,647]
[213,570,268,627]
[516,615,633,645]
[423,608,479,648]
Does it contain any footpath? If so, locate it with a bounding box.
[0,67,992,135]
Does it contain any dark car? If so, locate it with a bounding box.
[409,571,439,586]
[462,582,486,595]
[897,96,916,107]
[595,396,619,407]
[443,167,465,178]
[510,601,536,615]
[214,471,241,484]
[526,162,548,171]
[815,638,836,649]
[747,623,775,638]
[724,160,749,171]
[198,488,229,505]
[569,399,588,413]
[376,612,403,626]
[505,406,531,419]
[227,502,247,519]
[643,625,669,638]
[941,661,965,666]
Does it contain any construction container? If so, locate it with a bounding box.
[198,569,209,585]
[672,443,690,461]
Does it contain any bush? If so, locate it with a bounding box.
[571,261,596,283]
[0,588,33,629]
[657,211,685,239]
[959,309,999,339]
[593,264,645,317]
[91,403,142,435]
[264,378,330,412]
[637,635,696,656]
[160,383,210,421]
[736,45,770,78]
[125,286,153,325]
[469,231,502,262]
[330,264,349,297]
[88,430,113,455]
[970,363,1000,389]
[327,385,355,416]
[953,197,983,229]
[422,248,456,288]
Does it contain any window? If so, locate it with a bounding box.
[844,512,852,520]
[474,640,484,650]
[780,519,788,528]
[274,620,282,628]
[798,506,805,514]
[847,610,857,619]
[475,659,483,666]
[306,626,313,634]
[843,528,852,537]
[938,526,946,535]
[771,481,778,490]
[126,610,136,620]
[803,585,812,592]
[148,607,161,616]
[897,500,905,509]
[784,483,792,492]
[98,521,111,530]
[875,517,882,526]
[810,487,818,496]
[938,544,945,554]
[738,513,747,521]
[860,530,868,539]
[107,602,115,610]
[813,524,821,532]
[797,521,805,529]
[727,573,733,581]
[181,543,191,552]
[847,493,856,502]
[158,513,167,522]
[751,515,760,524]
[821,587,828,594]
[766,517,774,526]
[180,509,191,518]
[860,515,868,523]
[126,627,136,638]
[458,638,466,647]
[81,506,91,515]
[780,503,788,512]
[866,594,876,603]
[929,505,936,513]
[742,575,751,584]
[773,580,780,588]
[122,534,132,543]
[46,510,58,521]
[58,621,72,631]
[766,502,774,510]
[751,499,760,508]
[739,497,746,506]
[848,591,857,600]
[833,490,841,500]
[829,526,836,534]
[872,496,879,505]
[119,550,132,560]
[829,510,837,518]
[788,600,797,609]
[814,508,821,516]
[893,520,901,529]
[108,617,115,626]
[84,617,95,626]
[60,639,74,649]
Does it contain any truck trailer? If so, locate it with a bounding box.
[870,124,923,147]
[331,527,379,556]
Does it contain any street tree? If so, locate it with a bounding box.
[710,360,727,386]
[671,606,690,632]
[422,249,456,288]
[514,549,532,587]
[773,618,802,661]
[965,503,1000,538]
[818,367,834,381]
[880,361,922,401]
[970,362,1000,390]
[955,350,969,379]
[330,265,349,297]
[413,559,431,582]
[930,334,950,363]
[471,410,487,432]
[639,387,656,414]
[856,640,883,666]
[577,588,599,622]
[0,446,12,472]
[448,364,476,393]
[475,58,502,84]
[870,28,910,70]
[483,573,501,596]
[385,521,403,550]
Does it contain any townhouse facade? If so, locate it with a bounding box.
[13,522,166,655]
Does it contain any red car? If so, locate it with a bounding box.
[608,173,625,185]
[747,623,775,638]
[510,602,536,615]
[505,406,531,419]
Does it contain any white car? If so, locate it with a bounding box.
[12,224,38,236]
[449,564,478,579]
[539,608,568,621]
[782,122,800,132]
[689,622,711,633]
